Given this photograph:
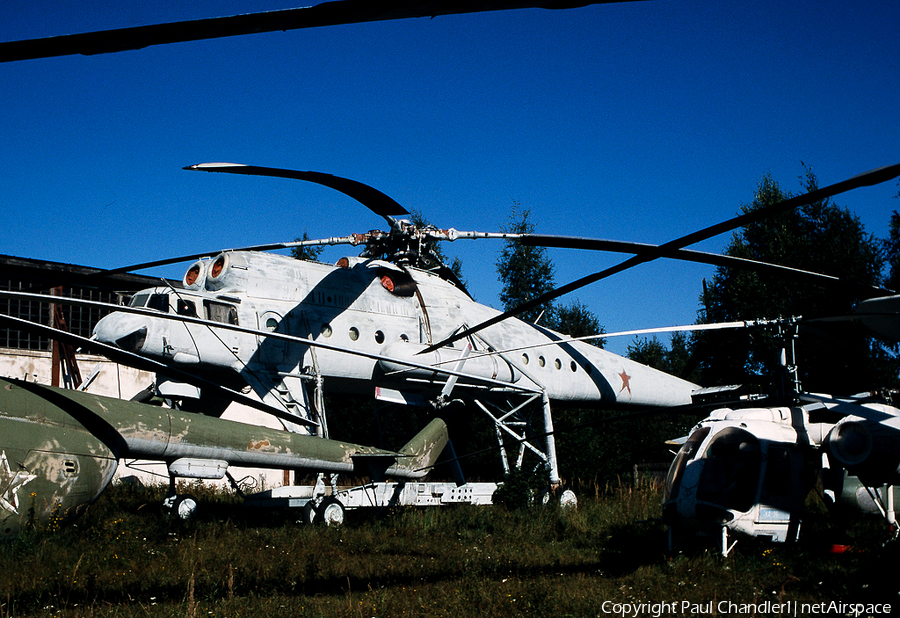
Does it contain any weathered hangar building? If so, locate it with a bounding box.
[0,254,285,490]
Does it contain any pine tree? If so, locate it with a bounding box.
[496,205,557,325]
[694,167,895,393]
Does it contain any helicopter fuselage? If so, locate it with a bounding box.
[664,397,900,553]
[0,376,448,537]
[93,251,698,420]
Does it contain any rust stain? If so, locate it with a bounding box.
[248,439,270,450]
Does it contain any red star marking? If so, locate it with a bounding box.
[0,450,36,515]
[618,370,632,395]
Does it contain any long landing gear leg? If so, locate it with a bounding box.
[474,392,575,507]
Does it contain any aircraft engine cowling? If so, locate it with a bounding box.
[183,260,208,289]
[204,252,249,291]
[378,342,520,385]
[826,415,900,486]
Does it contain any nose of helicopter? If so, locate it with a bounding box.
[665,457,735,523]
[93,313,148,352]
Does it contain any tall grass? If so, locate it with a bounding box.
[1,479,897,617]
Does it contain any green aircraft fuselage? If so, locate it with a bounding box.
[0,377,447,537]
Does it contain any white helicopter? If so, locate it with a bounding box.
[3,0,900,542]
[79,162,698,490]
[655,290,900,556]
[663,388,900,556]
[0,158,705,532]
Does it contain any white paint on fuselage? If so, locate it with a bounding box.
[93,251,697,409]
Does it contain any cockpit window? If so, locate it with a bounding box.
[764,446,792,497]
[129,293,149,308]
[177,299,198,317]
[148,294,169,312]
[696,427,762,513]
[205,300,238,325]
[129,293,169,313]
[665,427,710,501]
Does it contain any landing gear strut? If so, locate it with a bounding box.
[163,474,198,521]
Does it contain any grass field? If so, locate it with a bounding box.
[2,480,898,617]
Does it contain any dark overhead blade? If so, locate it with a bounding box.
[520,234,893,298]
[424,161,900,352]
[847,294,900,341]
[0,1,631,63]
[185,162,409,219]
[67,161,405,283]
[0,313,316,428]
[24,235,358,292]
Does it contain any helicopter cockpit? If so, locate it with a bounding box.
[694,427,763,513]
[127,289,237,324]
[664,410,813,553]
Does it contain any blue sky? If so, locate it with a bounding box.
[2,0,898,355]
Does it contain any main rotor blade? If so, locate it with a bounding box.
[460,320,752,360]
[32,163,403,288]
[0,1,631,63]
[519,234,893,298]
[185,163,409,219]
[22,235,361,292]
[0,313,316,428]
[424,161,900,352]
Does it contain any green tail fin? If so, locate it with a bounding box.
[391,418,450,479]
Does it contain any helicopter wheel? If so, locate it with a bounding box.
[301,500,318,525]
[559,489,577,509]
[166,494,199,521]
[315,496,345,526]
